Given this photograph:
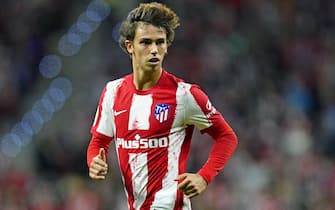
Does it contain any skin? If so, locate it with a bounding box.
[89,22,208,199]
[126,22,167,91]
[89,148,108,180]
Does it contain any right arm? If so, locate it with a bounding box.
[87,133,112,179]
[87,81,118,179]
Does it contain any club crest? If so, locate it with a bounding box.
[154,104,170,123]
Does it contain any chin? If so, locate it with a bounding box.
[145,66,161,72]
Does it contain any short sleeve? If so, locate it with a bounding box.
[184,85,219,131]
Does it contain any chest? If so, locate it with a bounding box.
[113,87,180,139]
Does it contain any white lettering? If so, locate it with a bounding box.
[116,137,169,149]
[206,100,213,111]
[206,107,217,118]
[140,138,148,148]
[159,137,168,147]
[149,138,158,148]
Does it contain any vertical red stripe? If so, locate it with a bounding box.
[113,82,136,209]
[142,148,168,209]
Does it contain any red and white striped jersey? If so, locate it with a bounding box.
[88,70,237,210]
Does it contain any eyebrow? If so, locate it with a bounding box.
[139,37,165,40]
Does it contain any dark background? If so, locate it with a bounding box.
[1,0,335,209]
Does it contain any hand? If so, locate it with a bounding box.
[175,173,208,198]
[89,148,108,180]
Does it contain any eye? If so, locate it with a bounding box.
[140,39,152,45]
[157,39,165,45]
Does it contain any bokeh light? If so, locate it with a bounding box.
[1,77,73,157]
[58,35,82,56]
[57,0,111,57]
[1,134,21,157]
[50,77,73,99]
[39,55,62,79]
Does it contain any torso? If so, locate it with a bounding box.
[112,70,192,210]
[93,70,215,210]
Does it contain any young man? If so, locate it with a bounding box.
[87,2,238,210]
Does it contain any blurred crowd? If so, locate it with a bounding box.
[1,0,335,209]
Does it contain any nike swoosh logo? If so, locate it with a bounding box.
[114,109,127,116]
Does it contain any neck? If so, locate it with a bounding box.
[133,67,162,91]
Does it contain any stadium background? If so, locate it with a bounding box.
[1,0,335,209]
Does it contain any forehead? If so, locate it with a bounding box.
[134,22,167,39]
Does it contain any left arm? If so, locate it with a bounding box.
[197,115,238,184]
[176,116,238,198]
[176,84,238,198]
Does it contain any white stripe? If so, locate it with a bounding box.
[164,110,168,121]
[128,94,152,130]
[160,112,164,122]
[183,83,211,130]
[129,153,148,210]
[96,79,123,137]
[183,196,192,210]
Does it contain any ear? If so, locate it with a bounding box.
[125,40,133,54]
[165,41,170,55]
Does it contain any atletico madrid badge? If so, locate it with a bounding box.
[154,104,170,123]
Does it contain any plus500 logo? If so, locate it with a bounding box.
[116,137,168,149]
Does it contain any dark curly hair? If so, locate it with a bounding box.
[118,2,180,55]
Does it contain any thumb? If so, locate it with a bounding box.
[99,148,106,162]
[174,173,187,181]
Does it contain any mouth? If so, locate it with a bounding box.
[148,57,160,65]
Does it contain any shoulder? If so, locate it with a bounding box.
[161,70,185,86]
[106,78,125,90]
[100,76,129,101]
[162,70,208,99]
[176,81,212,110]
[175,80,202,98]
[105,73,131,91]
[162,70,199,92]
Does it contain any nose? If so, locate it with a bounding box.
[150,43,158,54]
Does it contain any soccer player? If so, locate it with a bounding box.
[87,2,238,210]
